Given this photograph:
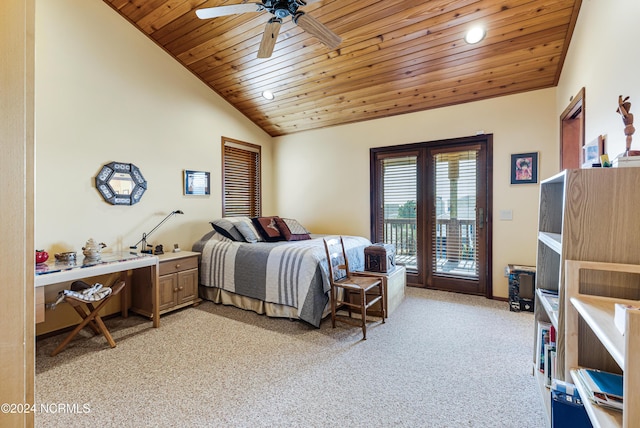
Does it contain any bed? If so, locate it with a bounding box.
[192,228,371,327]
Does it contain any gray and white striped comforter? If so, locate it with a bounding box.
[192,231,371,327]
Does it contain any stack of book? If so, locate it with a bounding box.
[574,368,623,411]
[537,322,556,386]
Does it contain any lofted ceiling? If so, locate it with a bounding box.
[103,0,582,137]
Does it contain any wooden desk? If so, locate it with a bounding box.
[35,252,160,327]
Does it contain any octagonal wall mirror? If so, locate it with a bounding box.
[95,161,147,205]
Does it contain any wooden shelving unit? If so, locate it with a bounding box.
[565,260,640,428]
[536,289,559,327]
[533,168,640,425]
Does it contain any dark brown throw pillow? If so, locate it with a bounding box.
[252,216,283,241]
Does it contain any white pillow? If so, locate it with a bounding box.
[227,217,264,243]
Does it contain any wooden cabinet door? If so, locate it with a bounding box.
[158,274,178,311]
[177,269,198,305]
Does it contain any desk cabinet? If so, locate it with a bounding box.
[132,251,200,317]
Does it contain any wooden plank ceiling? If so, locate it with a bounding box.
[104,0,582,137]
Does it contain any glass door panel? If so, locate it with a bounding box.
[380,155,418,272]
[432,150,479,278]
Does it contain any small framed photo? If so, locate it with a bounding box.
[510,152,538,184]
[184,170,210,195]
[582,135,605,168]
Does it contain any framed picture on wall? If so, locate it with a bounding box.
[184,170,210,195]
[582,135,605,168]
[510,152,538,184]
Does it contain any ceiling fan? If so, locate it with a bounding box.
[195,0,342,58]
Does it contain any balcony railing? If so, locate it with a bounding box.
[383,218,417,257]
[383,217,477,275]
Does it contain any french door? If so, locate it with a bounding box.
[371,135,492,296]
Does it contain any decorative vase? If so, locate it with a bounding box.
[82,238,106,261]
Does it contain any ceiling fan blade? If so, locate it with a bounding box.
[294,12,341,50]
[195,3,263,19]
[257,19,282,59]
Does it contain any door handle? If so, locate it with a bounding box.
[478,208,484,229]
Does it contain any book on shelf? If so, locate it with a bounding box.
[574,368,623,411]
[549,347,557,386]
[536,322,556,385]
[614,303,640,335]
[536,322,551,374]
[544,343,556,387]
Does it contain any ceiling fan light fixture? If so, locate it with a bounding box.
[262,90,275,100]
[274,8,290,19]
[196,0,342,57]
[464,26,486,44]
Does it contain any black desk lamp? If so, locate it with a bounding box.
[130,210,184,254]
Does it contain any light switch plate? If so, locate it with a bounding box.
[499,209,513,220]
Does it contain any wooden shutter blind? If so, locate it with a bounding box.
[432,149,479,277]
[381,155,418,267]
[222,139,261,217]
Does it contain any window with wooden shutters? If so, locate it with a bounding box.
[222,138,261,217]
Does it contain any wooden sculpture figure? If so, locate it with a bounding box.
[617,95,637,156]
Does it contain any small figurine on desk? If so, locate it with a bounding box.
[617,95,639,156]
[154,244,164,255]
[82,238,106,262]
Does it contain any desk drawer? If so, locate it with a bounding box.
[159,256,198,276]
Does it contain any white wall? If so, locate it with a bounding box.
[557,0,640,156]
[273,88,559,298]
[35,0,273,255]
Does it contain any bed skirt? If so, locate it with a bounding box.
[199,285,332,321]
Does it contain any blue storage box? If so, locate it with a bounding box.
[551,382,592,428]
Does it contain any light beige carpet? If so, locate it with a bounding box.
[35,287,546,427]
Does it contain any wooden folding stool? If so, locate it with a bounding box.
[51,280,126,356]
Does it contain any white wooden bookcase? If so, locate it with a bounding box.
[565,260,640,428]
[533,168,640,424]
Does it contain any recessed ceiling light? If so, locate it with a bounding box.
[262,90,274,100]
[464,26,486,44]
